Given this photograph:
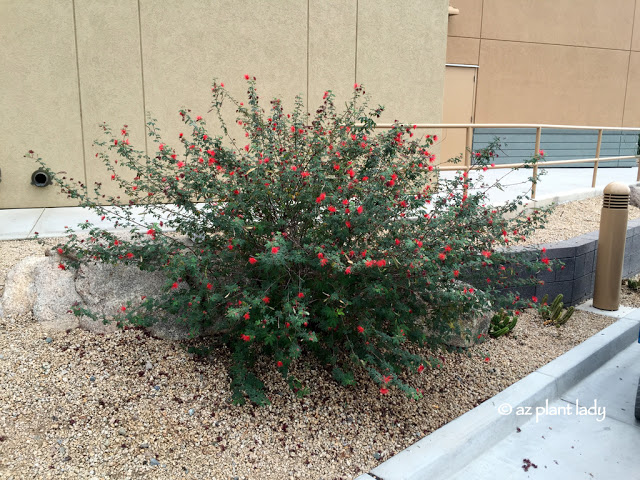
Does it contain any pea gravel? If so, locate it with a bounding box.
[0,196,637,479]
[521,195,640,246]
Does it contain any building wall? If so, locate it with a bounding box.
[447,0,640,126]
[0,0,449,209]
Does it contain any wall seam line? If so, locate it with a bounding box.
[137,0,149,158]
[622,0,637,127]
[71,0,88,193]
[480,37,633,53]
[354,0,359,85]
[306,0,310,118]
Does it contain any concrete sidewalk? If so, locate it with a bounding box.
[357,306,640,480]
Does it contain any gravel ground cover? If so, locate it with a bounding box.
[521,195,640,246]
[0,195,638,480]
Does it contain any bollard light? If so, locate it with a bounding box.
[593,182,630,311]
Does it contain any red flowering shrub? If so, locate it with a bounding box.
[30,78,548,405]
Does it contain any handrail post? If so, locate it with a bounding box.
[464,126,473,195]
[637,154,640,182]
[532,127,541,200]
[592,129,603,188]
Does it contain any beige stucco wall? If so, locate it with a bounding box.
[0,0,449,209]
[446,0,640,126]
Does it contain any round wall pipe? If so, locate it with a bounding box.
[31,169,51,187]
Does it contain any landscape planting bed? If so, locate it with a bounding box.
[0,196,639,479]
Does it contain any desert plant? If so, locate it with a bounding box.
[537,293,574,327]
[624,278,640,291]
[28,77,550,404]
[489,309,518,338]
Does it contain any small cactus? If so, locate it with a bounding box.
[625,278,640,291]
[538,294,574,327]
[489,309,518,338]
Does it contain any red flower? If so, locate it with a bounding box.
[345,220,352,228]
[262,297,270,304]
[240,334,251,342]
[196,116,202,121]
[357,205,363,214]
[316,192,326,203]
[453,269,460,277]
[354,83,359,89]
[57,248,63,254]
[345,266,352,274]
[333,164,340,171]
[481,250,492,258]
[249,257,258,265]
[120,306,126,312]
[301,171,310,177]
[328,205,337,213]
[382,375,391,384]
[171,282,179,290]
[484,357,490,362]
[357,325,365,333]
[298,292,305,298]
[395,239,400,246]
[277,361,284,368]
[320,258,328,266]
[376,259,386,267]
[243,313,250,320]
[147,229,156,239]
[417,364,425,373]
[444,245,452,252]
[228,244,234,251]
[58,263,66,270]
[532,296,538,303]
[207,283,213,290]
[126,252,134,259]
[244,74,250,80]
[379,387,389,395]
[271,246,280,254]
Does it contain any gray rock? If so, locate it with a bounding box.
[118,427,127,436]
[0,250,219,340]
[75,261,165,319]
[630,185,640,209]
[425,283,493,348]
[0,256,45,317]
[443,307,492,348]
[33,256,82,331]
[149,458,160,466]
[45,337,53,344]
[188,408,195,416]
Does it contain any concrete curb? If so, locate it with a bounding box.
[356,312,640,480]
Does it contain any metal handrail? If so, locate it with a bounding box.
[367,123,640,200]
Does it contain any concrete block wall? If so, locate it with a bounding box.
[506,218,640,306]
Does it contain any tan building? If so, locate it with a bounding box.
[1,0,638,209]
[442,0,640,167]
